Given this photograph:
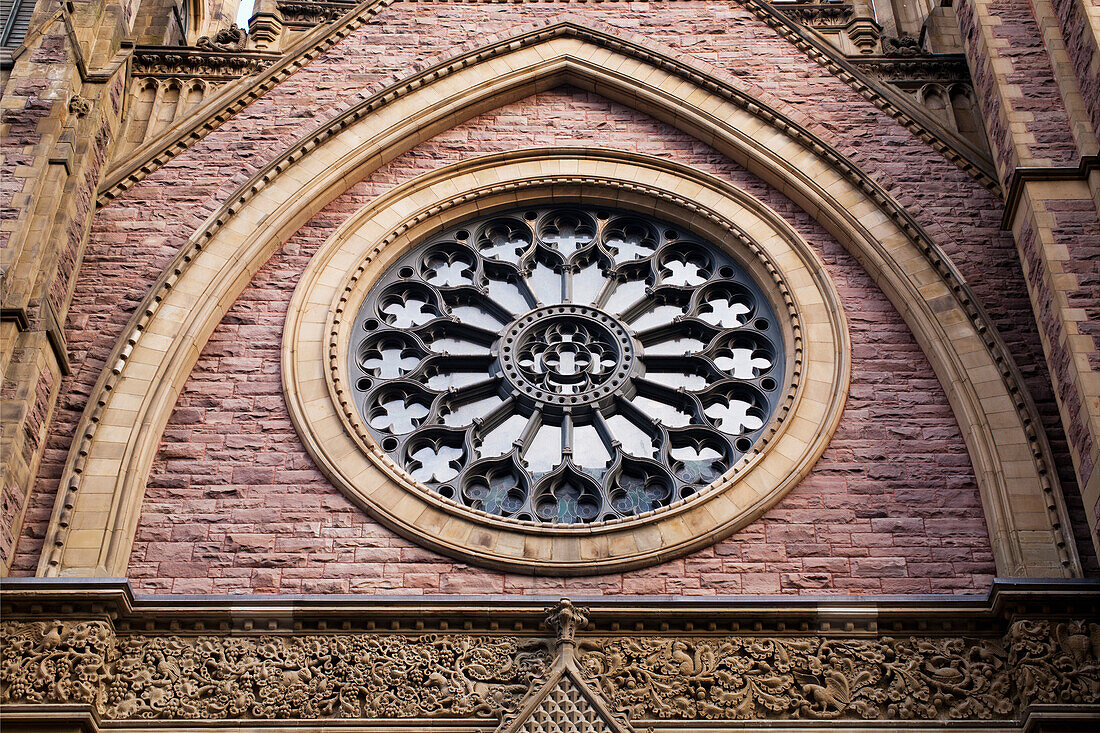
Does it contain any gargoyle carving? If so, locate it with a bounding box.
[196,24,248,52]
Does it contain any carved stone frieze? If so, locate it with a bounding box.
[0,621,112,708]
[578,635,1016,721]
[850,55,971,85]
[1007,619,1100,705]
[278,1,357,26]
[0,621,551,720]
[772,1,854,28]
[131,48,281,80]
[2,618,1099,723]
[2,581,1098,727]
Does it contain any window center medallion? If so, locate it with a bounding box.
[501,305,637,409]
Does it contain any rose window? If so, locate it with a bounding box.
[349,206,785,524]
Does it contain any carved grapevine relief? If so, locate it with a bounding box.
[1,621,112,707]
[577,635,1015,721]
[1,622,550,720]
[1007,619,1100,705]
[2,617,1097,722]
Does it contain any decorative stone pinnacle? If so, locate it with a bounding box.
[546,597,588,647]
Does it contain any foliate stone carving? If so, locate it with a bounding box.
[0,621,551,720]
[3,617,1098,723]
[277,1,354,25]
[196,24,248,52]
[882,35,923,58]
[131,50,279,80]
[0,621,112,707]
[851,56,971,85]
[773,2,854,28]
[577,635,1022,721]
[1006,619,1100,705]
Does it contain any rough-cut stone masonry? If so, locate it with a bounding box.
[1018,202,1100,495]
[11,2,1096,578]
[956,0,1082,177]
[119,90,996,595]
[955,0,1100,537]
[1051,0,1100,143]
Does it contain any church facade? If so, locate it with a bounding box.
[1,0,1099,730]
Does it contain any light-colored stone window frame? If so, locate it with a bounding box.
[283,149,849,574]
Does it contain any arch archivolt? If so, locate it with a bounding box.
[39,20,1081,578]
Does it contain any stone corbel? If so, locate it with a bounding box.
[248,0,286,51]
[845,16,882,54]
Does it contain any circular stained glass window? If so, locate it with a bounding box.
[349,206,785,524]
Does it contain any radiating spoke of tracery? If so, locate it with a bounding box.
[349,206,785,524]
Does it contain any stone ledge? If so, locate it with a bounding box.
[2,576,1097,636]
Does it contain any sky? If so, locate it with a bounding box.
[235,0,254,29]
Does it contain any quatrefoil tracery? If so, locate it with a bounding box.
[517,320,617,395]
[350,206,785,525]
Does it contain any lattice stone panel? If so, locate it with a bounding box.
[520,678,609,733]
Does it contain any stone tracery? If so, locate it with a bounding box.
[348,206,786,525]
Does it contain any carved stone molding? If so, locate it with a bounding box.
[1,622,549,720]
[772,1,855,28]
[277,1,357,26]
[131,47,282,80]
[582,634,1013,721]
[850,54,972,85]
[1,579,1098,729]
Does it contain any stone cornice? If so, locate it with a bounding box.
[3,577,1098,634]
[131,46,282,80]
[999,154,1100,228]
[772,1,855,28]
[849,53,971,84]
[278,0,358,25]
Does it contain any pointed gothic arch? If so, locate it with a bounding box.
[38,19,1081,578]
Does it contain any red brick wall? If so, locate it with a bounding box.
[12,2,1095,583]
